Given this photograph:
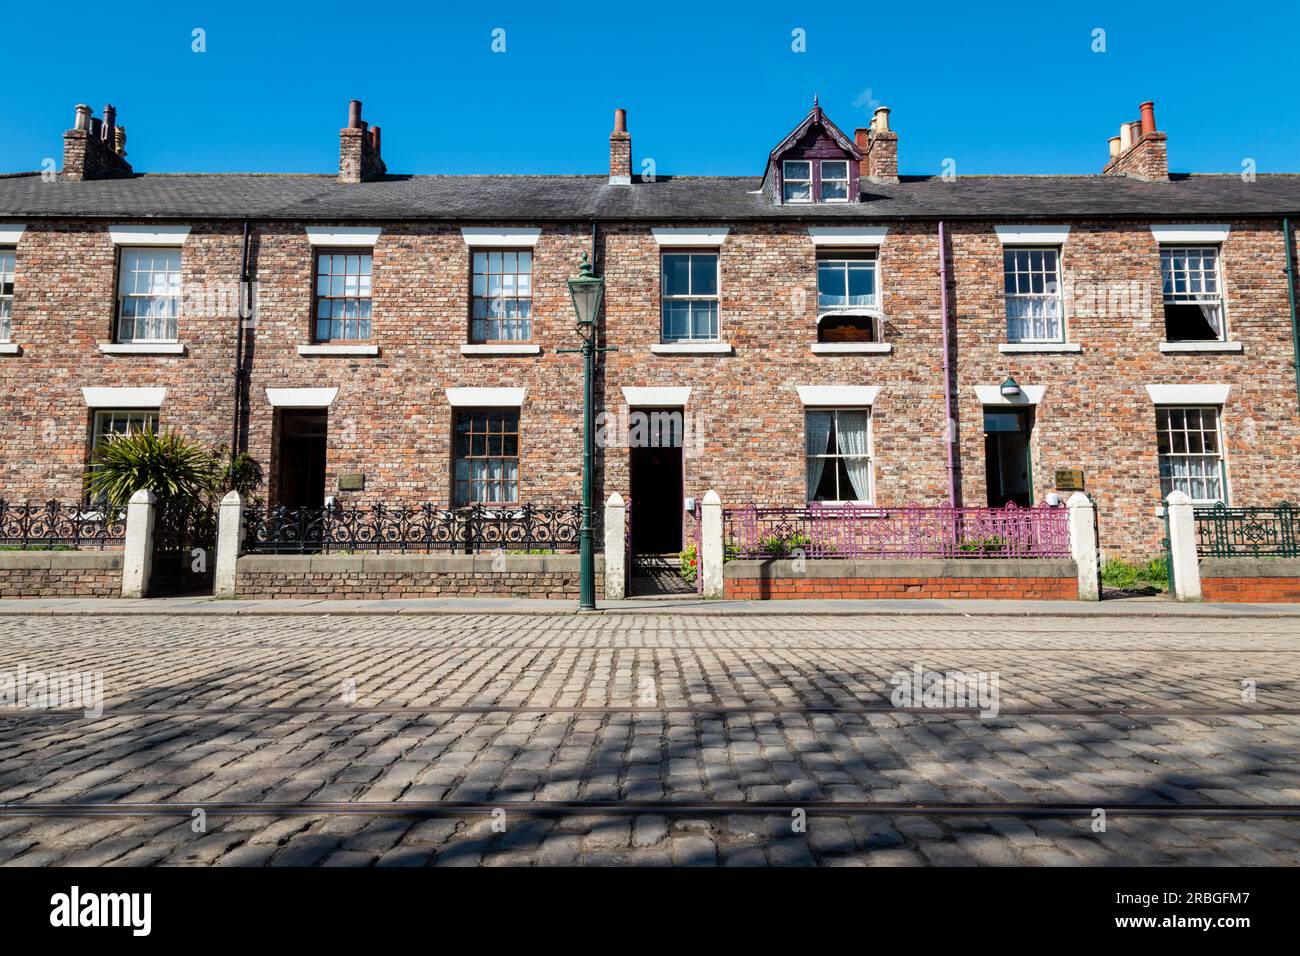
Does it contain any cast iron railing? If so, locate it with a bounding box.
[1195,502,1298,558]
[0,500,126,550]
[243,503,583,555]
[723,502,1070,559]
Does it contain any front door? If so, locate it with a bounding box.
[629,408,684,554]
[278,410,328,508]
[984,407,1033,507]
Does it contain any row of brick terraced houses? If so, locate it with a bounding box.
[1,97,1298,559]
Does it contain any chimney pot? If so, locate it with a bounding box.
[1108,136,1121,159]
[102,104,116,142]
[370,125,381,154]
[872,106,891,134]
[614,108,627,133]
[348,100,363,129]
[1139,101,1156,136]
[1119,122,1134,152]
[74,104,91,131]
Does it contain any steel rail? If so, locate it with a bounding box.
[2,800,1298,819]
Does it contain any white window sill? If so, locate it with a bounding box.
[297,344,381,357]
[811,343,892,355]
[0,343,20,355]
[650,342,734,355]
[98,342,186,355]
[1159,341,1243,353]
[998,342,1081,354]
[460,344,542,356]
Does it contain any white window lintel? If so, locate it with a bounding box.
[652,228,729,247]
[1150,224,1231,244]
[807,227,888,247]
[305,227,381,247]
[445,387,526,408]
[0,224,26,244]
[994,225,1070,245]
[621,386,692,407]
[266,387,339,408]
[1144,384,1231,405]
[460,228,541,247]
[81,387,166,408]
[109,225,190,246]
[974,384,1047,406]
[796,385,881,407]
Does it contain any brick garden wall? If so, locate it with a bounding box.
[723,558,1079,600]
[1199,558,1300,603]
[0,551,122,598]
[234,554,602,600]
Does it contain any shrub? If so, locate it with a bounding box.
[1101,556,1169,592]
[83,430,216,507]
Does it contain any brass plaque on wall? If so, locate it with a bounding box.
[1054,468,1084,491]
[338,473,365,492]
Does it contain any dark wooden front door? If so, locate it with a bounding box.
[983,407,1033,507]
[628,409,683,555]
[278,411,327,508]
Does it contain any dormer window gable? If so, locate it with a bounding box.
[762,97,863,206]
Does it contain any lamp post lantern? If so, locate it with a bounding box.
[563,252,611,610]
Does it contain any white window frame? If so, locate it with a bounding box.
[1159,245,1227,343]
[1003,246,1065,344]
[115,247,182,344]
[805,407,874,505]
[819,160,850,203]
[0,246,14,343]
[660,251,721,343]
[1156,404,1227,505]
[88,409,159,501]
[782,160,813,204]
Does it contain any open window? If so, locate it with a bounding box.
[0,247,14,342]
[816,252,879,342]
[1160,246,1224,342]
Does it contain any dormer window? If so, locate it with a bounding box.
[820,161,850,202]
[782,161,813,203]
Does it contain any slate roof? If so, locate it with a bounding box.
[3,171,1300,222]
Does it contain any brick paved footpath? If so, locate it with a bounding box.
[0,612,1297,866]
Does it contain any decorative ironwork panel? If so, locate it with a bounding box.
[0,500,126,550]
[244,503,583,555]
[722,502,1071,560]
[1195,502,1298,558]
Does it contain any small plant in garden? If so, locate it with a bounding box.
[83,430,216,507]
[959,534,1007,555]
[760,531,812,557]
[680,543,699,583]
[1101,556,1169,592]
[213,446,264,506]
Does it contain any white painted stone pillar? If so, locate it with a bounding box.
[1067,492,1099,601]
[700,489,723,598]
[603,492,626,601]
[214,490,244,599]
[121,488,157,599]
[1165,490,1201,601]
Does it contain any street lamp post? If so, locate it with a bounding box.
[563,252,613,610]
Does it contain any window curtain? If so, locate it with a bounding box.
[1200,303,1223,338]
[805,411,832,499]
[835,411,871,501]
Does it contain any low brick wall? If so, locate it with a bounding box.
[0,551,123,598]
[235,553,602,600]
[723,558,1079,600]
[1200,558,1300,603]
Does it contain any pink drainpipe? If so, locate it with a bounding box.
[938,220,958,505]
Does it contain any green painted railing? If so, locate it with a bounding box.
[1195,502,1298,558]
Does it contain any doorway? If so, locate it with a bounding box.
[277,410,327,508]
[983,407,1033,507]
[628,408,684,555]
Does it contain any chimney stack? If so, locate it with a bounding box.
[609,108,632,185]
[853,106,899,184]
[339,99,387,183]
[61,102,133,181]
[1102,100,1168,182]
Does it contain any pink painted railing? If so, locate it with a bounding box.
[723,502,1070,560]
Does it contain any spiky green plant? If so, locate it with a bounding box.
[83,429,216,507]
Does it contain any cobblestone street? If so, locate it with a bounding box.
[1,611,1297,866]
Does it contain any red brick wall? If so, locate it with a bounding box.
[724,576,1077,600]
[1,216,1297,564]
[1201,577,1300,602]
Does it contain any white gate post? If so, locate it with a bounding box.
[1165,491,1201,601]
[1067,492,1099,601]
[700,489,723,598]
[603,492,626,600]
[121,488,157,599]
[214,490,244,599]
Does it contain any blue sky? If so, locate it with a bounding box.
[2,1,1296,178]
